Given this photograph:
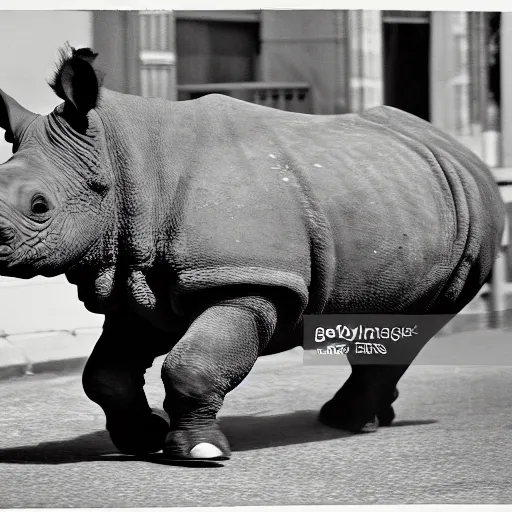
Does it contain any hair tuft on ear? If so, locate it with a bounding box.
[48,42,105,111]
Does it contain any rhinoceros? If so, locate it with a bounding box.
[0,46,505,462]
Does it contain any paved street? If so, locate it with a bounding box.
[1,330,512,507]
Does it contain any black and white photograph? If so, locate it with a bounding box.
[0,2,511,508]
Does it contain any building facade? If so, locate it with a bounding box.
[0,10,510,337]
[93,10,509,166]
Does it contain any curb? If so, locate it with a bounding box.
[436,307,512,337]
[0,328,100,381]
[0,310,511,383]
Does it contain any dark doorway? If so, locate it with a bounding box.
[383,21,430,121]
[176,19,259,86]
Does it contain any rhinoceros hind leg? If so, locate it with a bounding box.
[318,378,379,433]
[376,388,399,426]
[318,396,379,433]
[320,388,397,431]
[376,406,395,427]
[318,368,400,433]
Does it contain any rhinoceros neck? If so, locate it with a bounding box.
[79,89,197,322]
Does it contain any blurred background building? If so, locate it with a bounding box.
[0,9,510,337]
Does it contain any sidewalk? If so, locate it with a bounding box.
[0,310,511,382]
[0,327,100,381]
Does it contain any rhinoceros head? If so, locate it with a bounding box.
[0,46,112,279]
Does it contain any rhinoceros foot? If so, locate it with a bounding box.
[319,386,399,432]
[108,410,169,456]
[376,405,395,427]
[318,399,379,433]
[376,388,399,427]
[161,422,231,462]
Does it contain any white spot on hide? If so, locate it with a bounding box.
[282,177,289,182]
[313,163,323,168]
[269,154,277,159]
[374,250,377,253]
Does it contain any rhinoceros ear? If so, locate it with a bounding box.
[0,89,38,147]
[49,45,104,127]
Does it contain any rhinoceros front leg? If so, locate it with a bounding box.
[82,313,171,455]
[161,296,277,461]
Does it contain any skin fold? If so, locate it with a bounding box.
[0,47,505,461]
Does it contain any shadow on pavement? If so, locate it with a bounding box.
[221,410,438,452]
[0,410,438,464]
[0,430,126,464]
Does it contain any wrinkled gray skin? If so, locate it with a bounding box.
[0,48,505,462]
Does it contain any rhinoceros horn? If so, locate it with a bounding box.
[0,89,38,147]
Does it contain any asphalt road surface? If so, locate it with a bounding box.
[1,330,512,507]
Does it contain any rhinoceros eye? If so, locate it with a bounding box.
[30,194,51,215]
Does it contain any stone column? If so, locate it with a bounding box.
[138,11,177,101]
[500,13,512,167]
[93,11,140,96]
[347,10,383,112]
[431,12,482,158]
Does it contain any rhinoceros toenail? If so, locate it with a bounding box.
[190,443,223,459]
